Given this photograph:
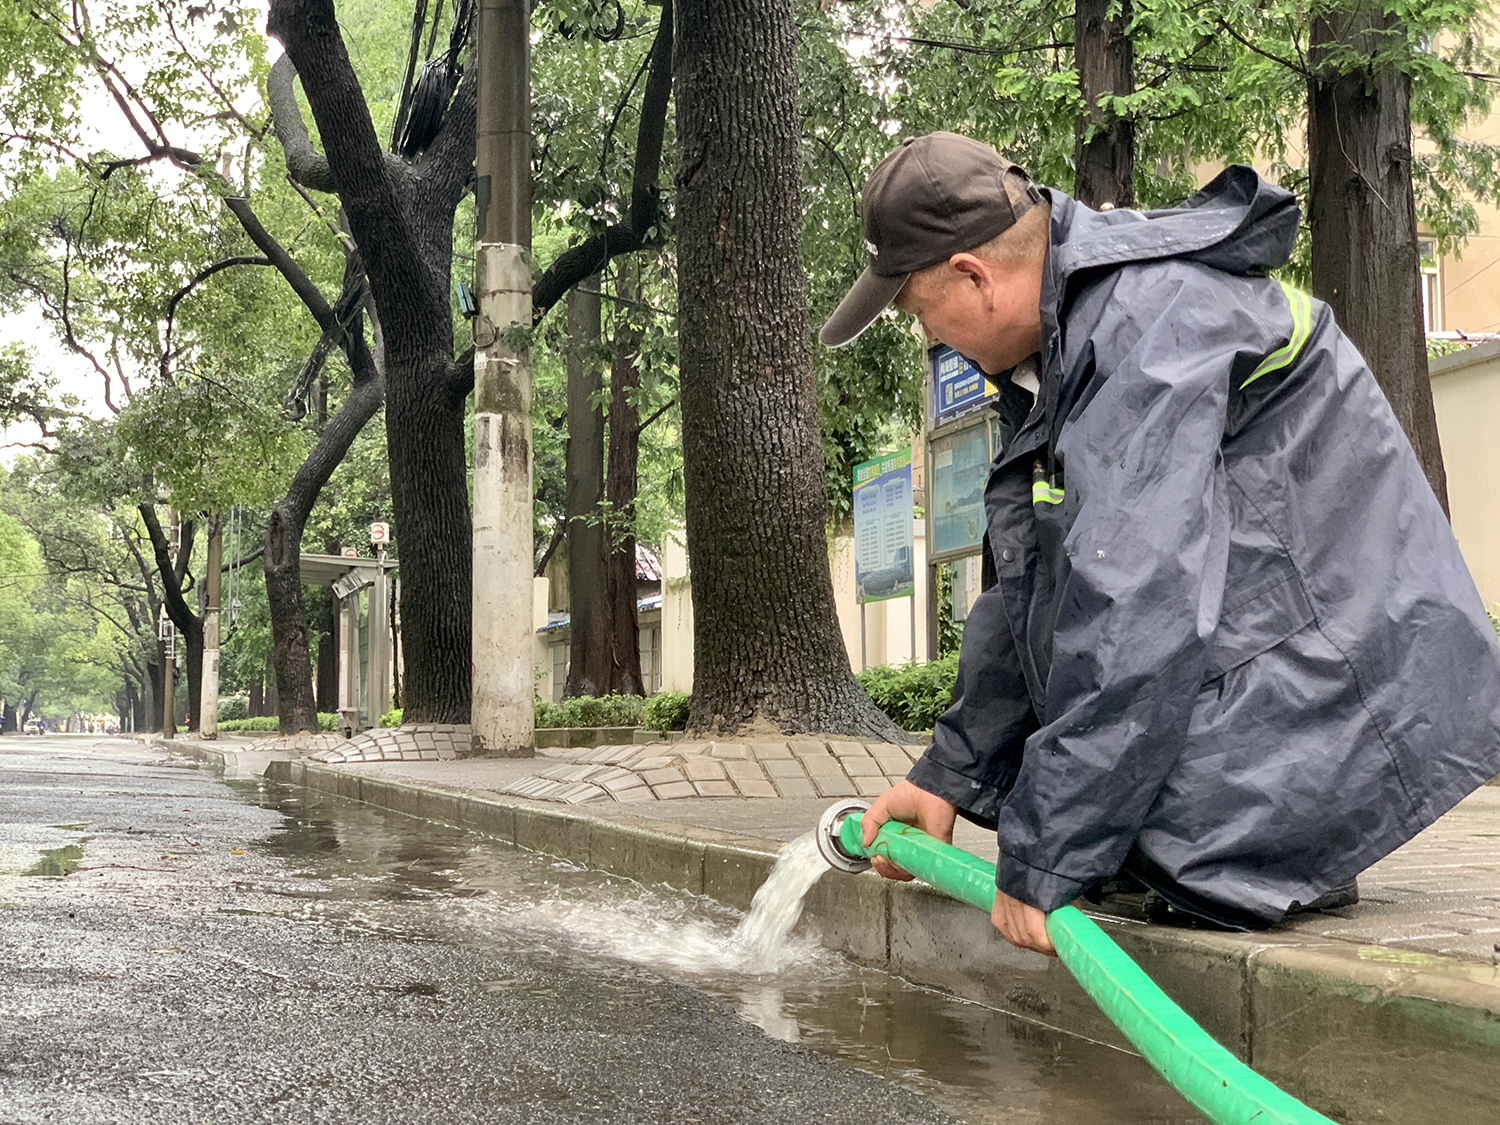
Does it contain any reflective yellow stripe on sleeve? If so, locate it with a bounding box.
[1032,480,1065,506]
[1241,280,1313,390]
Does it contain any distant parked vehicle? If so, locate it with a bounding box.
[23,717,44,736]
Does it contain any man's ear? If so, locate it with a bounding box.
[948,252,989,291]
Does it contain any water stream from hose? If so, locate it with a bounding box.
[730,832,829,972]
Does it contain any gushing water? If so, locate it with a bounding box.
[731,832,831,972]
[482,831,835,977]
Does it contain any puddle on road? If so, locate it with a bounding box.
[229,778,1203,1125]
[22,841,89,877]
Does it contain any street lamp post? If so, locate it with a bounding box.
[471,0,535,756]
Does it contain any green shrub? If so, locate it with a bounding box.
[643,690,691,731]
[380,708,403,728]
[534,693,647,729]
[217,694,249,722]
[856,654,959,734]
[218,713,339,733]
[217,716,279,732]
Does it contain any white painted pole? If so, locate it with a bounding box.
[199,519,223,738]
[471,0,535,756]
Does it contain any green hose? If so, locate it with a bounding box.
[835,811,1336,1125]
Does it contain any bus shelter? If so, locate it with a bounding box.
[300,552,398,736]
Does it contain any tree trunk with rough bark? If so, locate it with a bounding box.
[141,509,204,731]
[1308,9,1448,514]
[263,331,383,734]
[564,279,612,697]
[268,0,477,725]
[1073,0,1134,209]
[249,672,266,719]
[674,0,903,740]
[603,264,646,696]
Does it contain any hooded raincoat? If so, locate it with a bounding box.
[907,167,1500,928]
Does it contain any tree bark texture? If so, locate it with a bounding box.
[564,279,612,697]
[603,265,646,697]
[141,509,204,731]
[268,0,478,723]
[674,0,903,740]
[1307,9,1449,514]
[249,672,266,719]
[262,338,383,734]
[1073,0,1135,209]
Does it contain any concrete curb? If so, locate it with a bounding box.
[268,759,1500,1124]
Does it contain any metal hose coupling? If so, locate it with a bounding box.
[815,799,872,873]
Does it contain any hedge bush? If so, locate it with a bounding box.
[217,694,249,722]
[380,708,403,728]
[643,690,691,732]
[534,693,647,730]
[217,713,339,733]
[856,654,958,734]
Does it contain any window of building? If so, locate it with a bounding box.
[1418,238,1442,333]
[639,625,662,695]
[552,643,567,702]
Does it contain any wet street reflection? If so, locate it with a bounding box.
[228,777,1203,1125]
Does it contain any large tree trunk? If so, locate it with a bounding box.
[1308,9,1448,514]
[603,264,646,696]
[564,278,612,697]
[140,509,204,731]
[386,363,472,721]
[675,0,903,740]
[264,506,320,733]
[268,0,477,726]
[1073,0,1135,209]
[249,671,266,719]
[1,701,15,734]
[264,352,383,734]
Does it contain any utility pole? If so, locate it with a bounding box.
[471,0,535,756]
[199,518,224,738]
[162,509,178,740]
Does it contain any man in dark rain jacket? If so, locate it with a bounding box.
[820,132,1500,954]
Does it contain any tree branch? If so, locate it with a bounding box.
[267,0,446,342]
[220,196,336,327]
[161,255,274,380]
[138,504,200,637]
[637,397,677,436]
[1216,17,1307,77]
[282,369,384,526]
[267,54,337,192]
[222,544,265,572]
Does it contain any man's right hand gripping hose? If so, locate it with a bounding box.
[860,780,960,881]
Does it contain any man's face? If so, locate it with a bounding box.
[893,251,1044,375]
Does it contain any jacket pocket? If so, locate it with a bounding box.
[1204,573,1315,681]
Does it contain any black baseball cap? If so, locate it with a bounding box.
[819,131,1042,348]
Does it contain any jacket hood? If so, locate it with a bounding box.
[1046,166,1300,283]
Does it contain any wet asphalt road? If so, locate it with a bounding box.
[0,738,954,1125]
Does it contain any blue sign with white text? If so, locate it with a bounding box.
[931,345,996,424]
